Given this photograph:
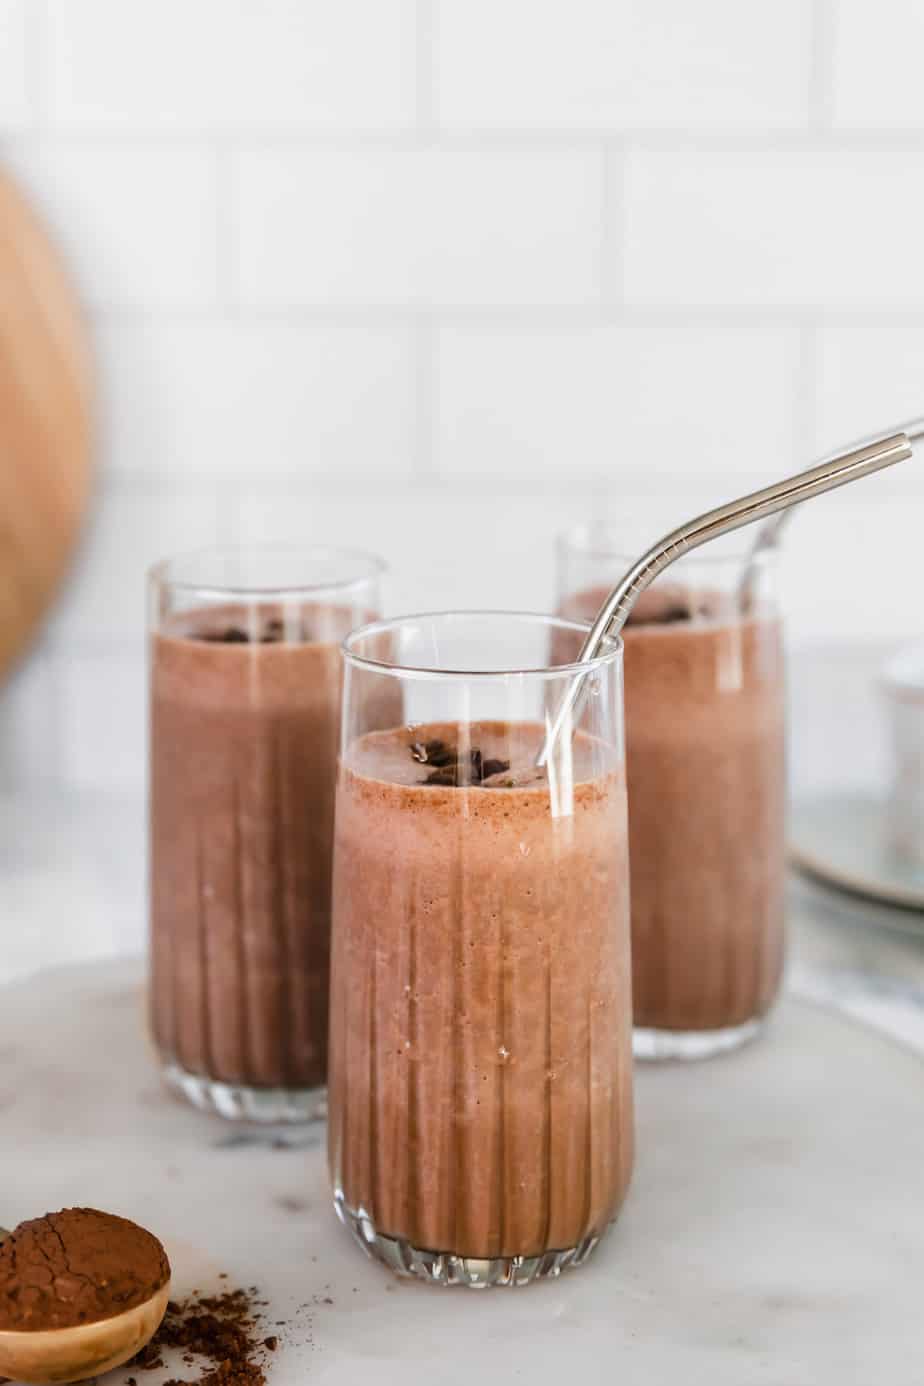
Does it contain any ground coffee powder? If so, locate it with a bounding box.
[131,1286,272,1386]
[0,1208,170,1331]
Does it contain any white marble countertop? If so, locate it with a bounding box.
[4,958,924,1386]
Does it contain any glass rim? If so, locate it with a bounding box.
[341,609,623,681]
[556,523,769,569]
[148,543,386,600]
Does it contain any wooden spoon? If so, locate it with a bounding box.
[0,1285,170,1384]
[0,1224,170,1385]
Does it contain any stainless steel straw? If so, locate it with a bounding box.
[538,426,915,767]
[737,415,924,606]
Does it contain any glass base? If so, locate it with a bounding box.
[333,1189,602,1287]
[163,1059,327,1124]
[633,1017,764,1061]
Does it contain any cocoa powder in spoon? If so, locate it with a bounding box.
[0,1208,170,1331]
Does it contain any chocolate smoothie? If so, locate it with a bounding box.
[328,721,634,1272]
[150,603,367,1107]
[558,583,786,1042]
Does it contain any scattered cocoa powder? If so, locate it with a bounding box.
[130,1285,275,1386]
[0,1208,170,1331]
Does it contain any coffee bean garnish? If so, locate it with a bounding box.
[200,618,297,644]
[412,740,510,787]
[410,739,456,767]
[424,767,460,786]
[625,604,691,627]
[202,626,249,644]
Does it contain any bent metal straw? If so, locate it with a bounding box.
[538,424,915,768]
[737,415,924,606]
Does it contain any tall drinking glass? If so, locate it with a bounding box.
[557,528,786,1059]
[148,545,384,1122]
[329,611,633,1287]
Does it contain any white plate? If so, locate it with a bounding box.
[790,793,924,913]
[3,959,924,1384]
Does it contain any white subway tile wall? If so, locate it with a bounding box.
[0,0,30,130]
[6,143,221,308]
[624,152,924,309]
[436,325,801,484]
[2,0,924,813]
[45,0,418,134]
[49,488,223,649]
[815,327,924,452]
[57,651,146,793]
[435,0,813,131]
[95,320,418,479]
[832,0,924,129]
[232,150,604,306]
[0,642,57,791]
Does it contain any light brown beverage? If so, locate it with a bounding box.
[328,721,634,1269]
[150,604,353,1104]
[558,584,786,1043]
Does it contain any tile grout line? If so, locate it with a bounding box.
[24,0,49,134]
[415,0,437,144]
[808,0,837,132]
[413,317,436,480]
[93,466,924,501]
[19,129,924,152]
[83,303,924,329]
[600,142,625,310]
[213,142,236,314]
[214,483,238,548]
[794,320,820,463]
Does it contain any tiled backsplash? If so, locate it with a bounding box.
[2,0,924,799]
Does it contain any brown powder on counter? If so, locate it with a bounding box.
[0,1208,170,1331]
[131,1286,273,1386]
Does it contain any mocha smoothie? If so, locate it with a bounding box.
[328,721,634,1263]
[150,604,357,1094]
[558,584,786,1036]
